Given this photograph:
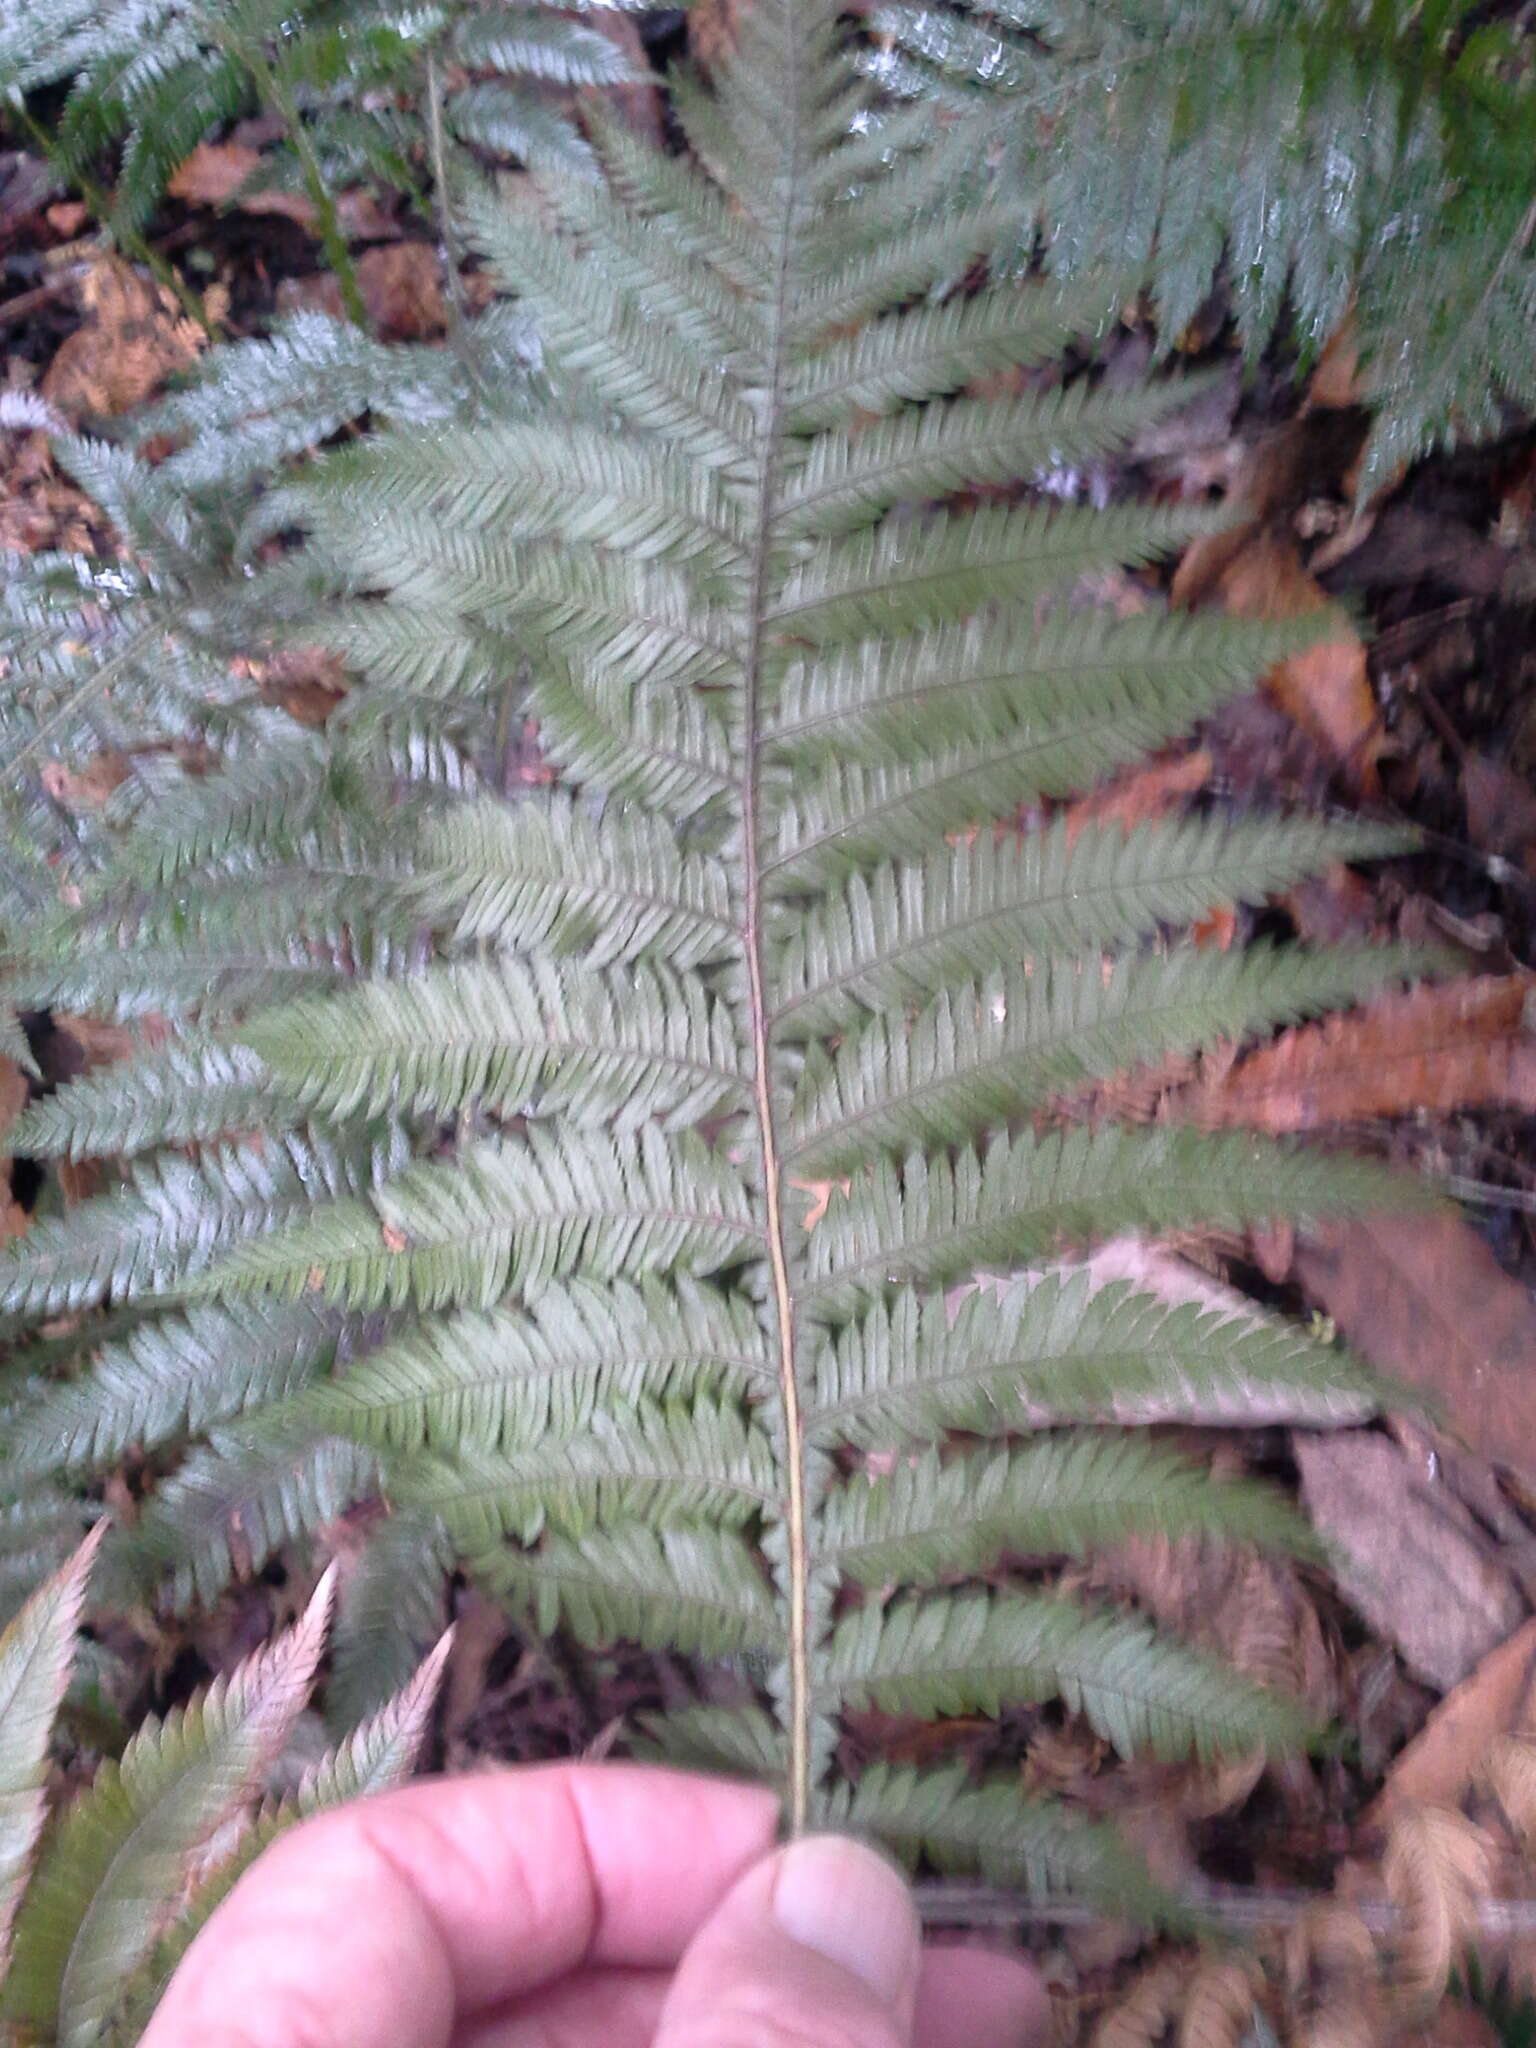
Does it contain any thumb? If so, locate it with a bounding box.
[654,1834,921,2048]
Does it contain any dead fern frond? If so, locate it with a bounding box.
[1381,1803,1494,2022]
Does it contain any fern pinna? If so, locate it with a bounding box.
[3,0,1428,1898]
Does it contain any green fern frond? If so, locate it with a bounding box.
[8,1300,343,1477]
[1,1571,333,2046]
[830,1762,1185,1919]
[0,1529,103,1973]
[823,1432,1316,1588]
[801,1126,1422,1315]
[241,956,749,1127]
[119,1432,379,1611]
[299,1276,771,1454]
[809,1273,1380,1448]
[827,1589,1311,1760]
[413,794,738,968]
[476,1524,778,1657]
[788,943,1430,1174]
[0,0,1444,1907]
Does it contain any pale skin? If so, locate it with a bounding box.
[139,1763,1049,2048]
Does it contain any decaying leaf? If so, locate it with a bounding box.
[1286,1898,1382,2048]
[1185,976,1536,1131]
[1295,1433,1523,1692]
[1294,1215,1536,1486]
[1173,527,1380,792]
[1371,1617,1536,1826]
[1175,1956,1260,2048]
[1381,1804,1493,2021]
[1481,1732,1536,1854]
[40,257,206,420]
[1091,1956,1189,2048]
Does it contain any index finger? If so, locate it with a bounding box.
[139,1763,781,2048]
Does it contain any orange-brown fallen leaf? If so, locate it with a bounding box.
[1184,975,1536,1132]
[40,255,206,420]
[1174,525,1381,793]
[1368,1616,1536,1829]
[169,142,318,227]
[1295,1213,1536,1486]
[1063,746,1213,846]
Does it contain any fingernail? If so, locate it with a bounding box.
[772,1835,920,2007]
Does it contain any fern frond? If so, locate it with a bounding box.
[0,0,1443,1894]
[414,794,738,968]
[301,1276,771,1454]
[0,1125,406,1317]
[391,1396,778,1546]
[476,1524,777,1656]
[198,1126,760,1310]
[1,1572,333,2047]
[8,1299,342,1477]
[788,944,1428,1174]
[810,1274,1379,1447]
[823,1433,1315,1588]
[773,815,1411,1033]
[326,1512,453,1731]
[828,1590,1312,1761]
[831,1762,1183,1916]
[242,956,748,1127]
[0,1531,102,1973]
[121,1434,378,1610]
[801,1126,1421,1315]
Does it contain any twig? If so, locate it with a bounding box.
[0,221,206,335]
[9,108,212,334]
[913,1879,1536,1938]
[425,51,490,407]
[238,41,370,332]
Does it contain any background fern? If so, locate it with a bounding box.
[865,0,1536,490]
[0,1534,450,2048]
[0,0,1439,1905]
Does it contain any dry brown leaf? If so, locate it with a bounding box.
[1295,1433,1524,1692]
[1063,748,1214,845]
[1480,1732,1536,1853]
[0,1052,31,1244]
[1295,1213,1536,1486]
[1173,526,1380,792]
[1090,1957,1188,2048]
[1371,1618,1536,1828]
[1462,754,1536,872]
[1175,1958,1260,2048]
[1389,2005,1502,2047]
[168,142,317,226]
[1381,1805,1494,2020]
[789,1175,848,1230]
[40,255,206,419]
[277,242,445,340]
[39,750,130,811]
[1184,975,1536,1131]
[1306,318,1362,412]
[1287,1901,1385,2048]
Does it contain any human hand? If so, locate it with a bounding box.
[139,1762,1048,2048]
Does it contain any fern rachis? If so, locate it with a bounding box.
[0,0,1436,1893]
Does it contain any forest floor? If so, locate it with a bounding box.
[7,47,1536,2043]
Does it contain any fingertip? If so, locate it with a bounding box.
[913,1945,1051,2048]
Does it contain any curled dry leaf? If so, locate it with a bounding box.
[1381,1804,1494,2021]
[1480,1733,1536,1854]
[1175,1956,1261,2048]
[1185,976,1536,1131]
[1090,1956,1189,2048]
